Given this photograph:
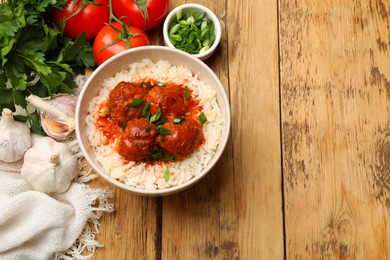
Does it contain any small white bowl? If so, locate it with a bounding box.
[75,46,230,196]
[163,3,222,61]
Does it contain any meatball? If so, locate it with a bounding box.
[157,117,203,159]
[107,81,147,123]
[117,118,157,161]
[147,85,187,118]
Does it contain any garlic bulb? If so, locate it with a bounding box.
[26,94,76,141]
[0,108,32,162]
[21,136,78,194]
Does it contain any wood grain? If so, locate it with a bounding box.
[280,0,390,258]
[161,0,283,259]
[3,0,280,258]
[6,0,390,258]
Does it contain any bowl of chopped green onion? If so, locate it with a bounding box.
[163,3,221,61]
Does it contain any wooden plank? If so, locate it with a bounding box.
[162,0,284,259]
[280,0,390,258]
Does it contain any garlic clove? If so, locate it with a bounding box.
[0,108,32,162]
[41,116,75,140]
[26,94,76,141]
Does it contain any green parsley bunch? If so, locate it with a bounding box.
[0,0,96,133]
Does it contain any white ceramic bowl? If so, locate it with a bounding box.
[163,3,222,61]
[75,46,230,196]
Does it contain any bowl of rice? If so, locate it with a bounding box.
[76,46,230,196]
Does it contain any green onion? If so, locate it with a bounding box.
[169,154,176,161]
[150,107,162,123]
[129,98,143,107]
[201,20,208,31]
[155,118,168,126]
[168,11,216,54]
[169,23,181,34]
[157,125,171,135]
[142,101,150,119]
[199,46,210,53]
[150,150,175,162]
[176,9,182,21]
[199,112,208,125]
[164,166,170,182]
[184,85,190,100]
[140,82,153,89]
[151,150,165,162]
[156,81,166,87]
[105,106,111,116]
[173,116,185,124]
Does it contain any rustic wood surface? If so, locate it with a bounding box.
[85,0,390,259]
[3,0,388,258]
[280,0,390,258]
[88,0,284,258]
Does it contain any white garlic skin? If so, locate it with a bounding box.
[26,94,76,141]
[21,137,79,194]
[0,108,32,162]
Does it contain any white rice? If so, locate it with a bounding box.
[86,59,223,190]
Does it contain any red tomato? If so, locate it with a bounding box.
[53,0,110,40]
[93,22,150,65]
[112,0,169,31]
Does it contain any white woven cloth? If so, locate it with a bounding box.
[0,136,114,260]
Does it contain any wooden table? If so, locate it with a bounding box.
[88,0,390,258]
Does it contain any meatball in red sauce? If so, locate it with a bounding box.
[157,117,203,159]
[107,81,147,123]
[118,118,157,161]
[147,84,187,118]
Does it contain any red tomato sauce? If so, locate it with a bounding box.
[95,80,205,163]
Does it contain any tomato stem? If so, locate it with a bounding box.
[134,0,149,31]
[108,0,124,27]
[105,0,140,50]
[67,0,100,21]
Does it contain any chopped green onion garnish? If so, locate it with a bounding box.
[187,15,195,23]
[105,106,111,116]
[155,118,168,126]
[199,112,207,125]
[199,46,210,53]
[184,85,190,100]
[168,11,216,54]
[150,107,161,123]
[201,20,208,31]
[156,81,165,87]
[173,116,185,124]
[151,150,165,161]
[170,34,182,42]
[157,125,171,135]
[176,9,182,20]
[169,154,176,161]
[169,23,181,34]
[129,98,143,107]
[142,101,150,118]
[164,166,170,182]
[140,82,153,89]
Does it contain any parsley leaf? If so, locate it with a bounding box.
[0,89,16,111]
[27,112,47,136]
[0,0,95,135]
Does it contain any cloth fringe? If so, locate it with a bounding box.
[57,178,114,260]
[58,139,115,259]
